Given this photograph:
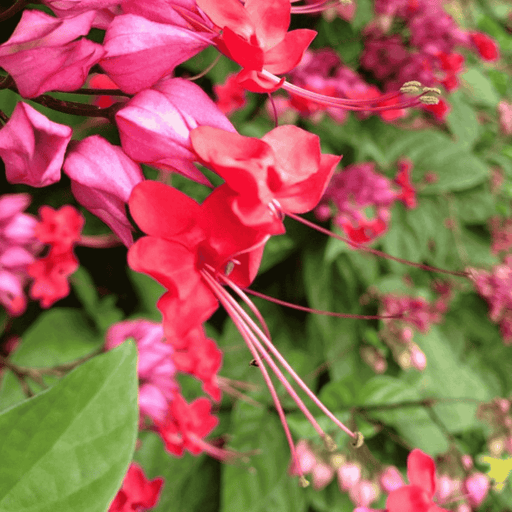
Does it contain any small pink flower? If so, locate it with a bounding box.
[312,462,335,490]
[379,466,406,493]
[290,440,317,475]
[464,472,490,508]
[337,462,362,491]
[349,479,380,508]
[106,319,179,423]
[470,32,500,61]
[0,103,71,188]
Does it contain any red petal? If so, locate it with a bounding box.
[407,449,436,497]
[221,26,264,70]
[127,237,200,298]
[278,153,340,214]
[263,28,317,74]
[386,485,432,512]
[235,69,285,93]
[245,0,290,49]
[196,0,253,39]
[159,286,219,339]
[191,127,272,196]
[128,181,203,244]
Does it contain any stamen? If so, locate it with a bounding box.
[212,271,357,440]
[291,0,352,14]
[286,212,469,278]
[268,199,285,221]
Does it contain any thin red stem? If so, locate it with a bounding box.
[287,212,469,278]
[240,288,403,320]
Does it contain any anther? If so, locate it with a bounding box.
[299,476,310,488]
[323,434,337,452]
[351,431,365,448]
[400,81,423,94]
[249,359,259,367]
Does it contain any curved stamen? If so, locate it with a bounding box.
[291,0,352,14]
[268,199,285,221]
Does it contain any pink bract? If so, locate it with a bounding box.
[63,135,144,247]
[0,102,71,188]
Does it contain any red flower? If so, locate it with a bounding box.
[190,125,340,233]
[470,32,500,62]
[127,181,266,339]
[155,395,218,456]
[386,449,450,512]
[196,0,316,91]
[109,463,163,512]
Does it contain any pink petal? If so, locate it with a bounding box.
[100,14,212,94]
[0,102,71,187]
[196,0,253,39]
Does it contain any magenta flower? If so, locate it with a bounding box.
[386,449,449,512]
[106,319,179,423]
[0,102,72,188]
[116,77,235,185]
[99,14,213,94]
[0,194,40,316]
[0,10,104,98]
[63,135,144,246]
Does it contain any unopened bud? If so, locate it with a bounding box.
[400,81,423,94]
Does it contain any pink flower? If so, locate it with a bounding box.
[0,102,72,187]
[386,449,450,512]
[214,73,247,114]
[0,10,104,98]
[498,101,512,136]
[116,77,235,185]
[464,472,490,508]
[337,462,362,491]
[312,462,335,490]
[99,14,213,94]
[0,194,40,315]
[109,463,163,512]
[63,135,144,247]
[349,480,380,508]
[290,440,317,475]
[106,320,179,423]
[379,466,406,493]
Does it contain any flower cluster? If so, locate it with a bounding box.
[105,319,221,456]
[362,0,499,119]
[28,205,84,309]
[0,194,40,315]
[315,159,416,244]
[470,256,512,344]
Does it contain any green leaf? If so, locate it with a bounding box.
[357,376,449,454]
[408,326,493,432]
[0,341,138,512]
[0,309,102,411]
[446,92,480,148]
[221,402,307,512]
[70,266,123,331]
[461,68,500,108]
